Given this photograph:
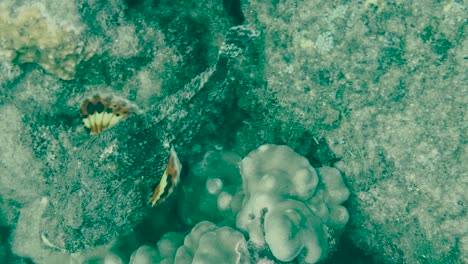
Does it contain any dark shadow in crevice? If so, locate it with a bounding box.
[223,0,245,25]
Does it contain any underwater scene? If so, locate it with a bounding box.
[0,0,466,263]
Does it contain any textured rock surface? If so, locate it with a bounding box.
[0,105,45,205]
[239,0,467,263]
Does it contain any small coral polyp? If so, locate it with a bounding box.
[80,94,136,134]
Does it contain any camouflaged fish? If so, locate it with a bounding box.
[80,94,182,207]
[37,25,259,252]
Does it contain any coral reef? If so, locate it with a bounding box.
[132,145,350,264]
[0,0,465,263]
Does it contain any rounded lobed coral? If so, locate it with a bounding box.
[236,144,350,263]
[174,221,249,264]
[130,221,249,264]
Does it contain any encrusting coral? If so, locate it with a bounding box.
[0,2,92,80]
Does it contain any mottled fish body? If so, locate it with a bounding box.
[38,26,259,252]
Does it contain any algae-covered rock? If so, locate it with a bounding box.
[239,1,466,262]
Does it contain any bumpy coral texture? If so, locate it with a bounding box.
[0,2,88,80]
[130,222,249,264]
[237,144,349,263]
